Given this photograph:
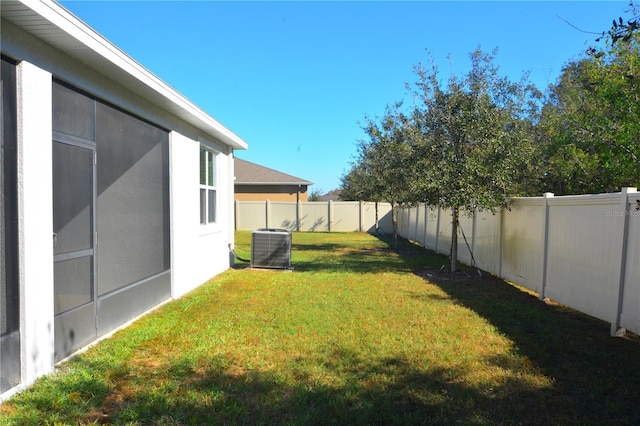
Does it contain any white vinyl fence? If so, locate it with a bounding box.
[235,200,394,233]
[234,189,639,336]
[397,188,640,336]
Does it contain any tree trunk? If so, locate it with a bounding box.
[451,207,459,272]
[374,202,379,234]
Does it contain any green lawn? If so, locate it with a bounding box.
[2,232,640,425]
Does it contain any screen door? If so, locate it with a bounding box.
[53,137,97,361]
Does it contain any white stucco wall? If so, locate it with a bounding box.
[17,60,56,392]
[170,133,234,299]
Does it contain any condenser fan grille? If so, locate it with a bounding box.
[251,228,292,269]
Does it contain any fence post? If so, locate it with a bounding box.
[296,200,300,232]
[328,200,333,232]
[359,201,363,232]
[611,187,637,336]
[265,199,270,229]
[539,192,554,301]
[472,211,477,266]
[435,206,441,254]
[414,205,419,242]
[423,203,428,247]
[498,207,504,279]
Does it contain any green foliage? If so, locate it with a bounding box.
[340,162,373,202]
[408,48,541,270]
[341,105,421,207]
[358,105,423,208]
[342,48,541,262]
[540,33,640,194]
[341,104,425,246]
[410,49,542,211]
[308,188,323,201]
[594,1,639,46]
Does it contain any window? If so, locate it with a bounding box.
[200,147,217,224]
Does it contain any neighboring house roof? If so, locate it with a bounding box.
[1,0,248,151]
[234,158,313,186]
[319,194,340,201]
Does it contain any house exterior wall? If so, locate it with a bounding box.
[1,11,240,399]
[15,58,57,395]
[170,134,235,298]
[235,184,308,202]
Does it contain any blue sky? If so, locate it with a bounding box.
[61,1,630,193]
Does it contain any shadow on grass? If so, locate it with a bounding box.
[288,233,445,274]
[413,262,640,424]
[59,347,577,425]
[116,238,640,424]
[232,231,445,274]
[15,324,639,425]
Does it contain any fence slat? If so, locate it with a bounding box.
[539,192,554,301]
[612,187,638,335]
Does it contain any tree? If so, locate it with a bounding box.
[340,163,374,202]
[308,188,323,201]
[341,105,422,247]
[409,49,541,272]
[340,162,385,233]
[540,33,640,194]
[596,1,639,46]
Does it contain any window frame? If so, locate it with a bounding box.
[199,145,219,226]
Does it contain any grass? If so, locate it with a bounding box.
[2,231,640,425]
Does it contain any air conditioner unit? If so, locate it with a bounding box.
[251,228,292,269]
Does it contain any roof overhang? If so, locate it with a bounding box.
[1,0,248,150]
